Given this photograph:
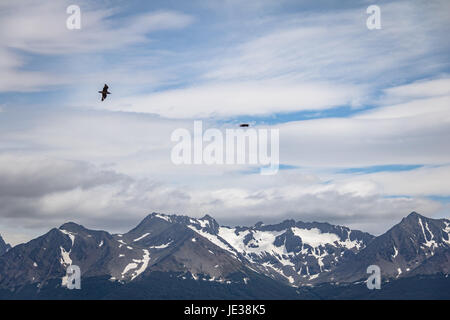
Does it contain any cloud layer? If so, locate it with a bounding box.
[0,0,449,245]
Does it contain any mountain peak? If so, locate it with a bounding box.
[126,212,173,236]
[254,221,264,228]
[200,214,214,220]
[59,221,86,232]
[139,212,166,222]
[401,211,429,225]
[0,234,11,255]
[407,211,423,218]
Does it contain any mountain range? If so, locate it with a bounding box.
[0,211,449,299]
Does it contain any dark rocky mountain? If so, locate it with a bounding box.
[0,211,449,299]
[0,222,124,289]
[0,214,282,295]
[316,212,450,284]
[0,235,11,256]
[0,213,302,299]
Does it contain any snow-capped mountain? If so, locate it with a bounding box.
[0,214,259,292]
[0,222,123,289]
[112,213,247,283]
[176,214,374,285]
[0,211,449,299]
[318,212,450,283]
[0,235,10,256]
[0,212,376,289]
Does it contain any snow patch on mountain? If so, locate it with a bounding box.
[149,241,172,249]
[443,222,450,245]
[60,246,72,266]
[188,225,237,256]
[392,245,398,259]
[133,233,150,242]
[291,227,339,247]
[155,214,171,222]
[220,228,282,255]
[418,218,438,249]
[121,249,150,281]
[122,263,138,276]
[59,229,75,246]
[198,219,210,228]
[131,249,150,280]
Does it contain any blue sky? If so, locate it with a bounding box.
[0,0,449,244]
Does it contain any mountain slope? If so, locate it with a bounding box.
[0,213,375,289]
[0,213,301,298]
[214,219,374,285]
[318,212,450,283]
[115,213,248,282]
[0,235,10,256]
[0,211,448,299]
[0,223,128,289]
[122,213,374,286]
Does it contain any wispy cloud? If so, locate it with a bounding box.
[0,1,193,55]
[106,81,365,118]
[0,0,193,92]
[102,1,450,119]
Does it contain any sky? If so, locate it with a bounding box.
[0,0,449,245]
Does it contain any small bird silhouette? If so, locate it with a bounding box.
[239,124,249,127]
[98,84,111,101]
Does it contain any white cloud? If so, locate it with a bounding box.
[382,78,450,104]
[278,85,450,167]
[0,1,193,55]
[360,166,450,197]
[0,0,193,92]
[105,81,364,118]
[356,95,450,120]
[0,1,449,244]
[0,153,447,246]
[101,1,450,119]
[202,1,449,85]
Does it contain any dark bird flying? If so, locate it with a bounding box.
[98,84,111,101]
[239,124,249,127]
